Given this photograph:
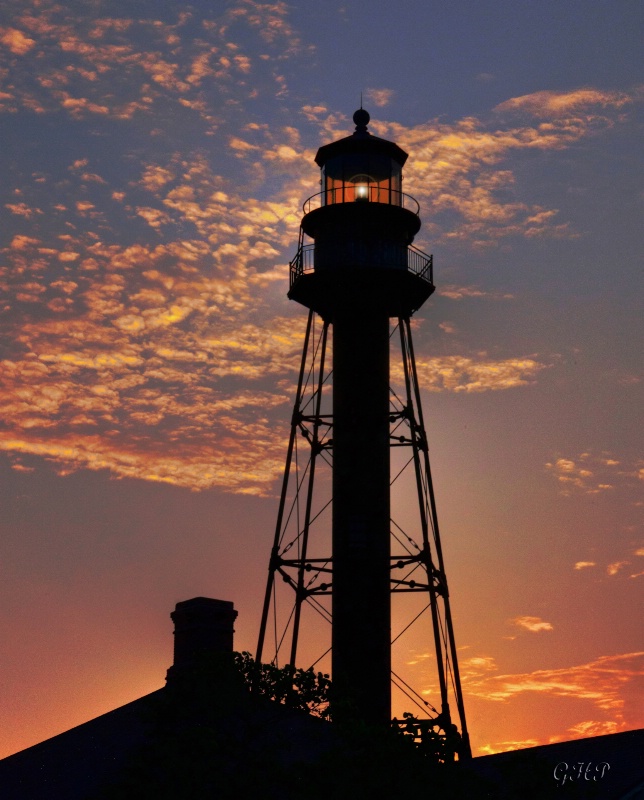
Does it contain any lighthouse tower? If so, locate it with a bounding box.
[257,109,471,758]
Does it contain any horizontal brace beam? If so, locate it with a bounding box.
[391,586,432,593]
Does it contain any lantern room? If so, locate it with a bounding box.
[289,109,434,319]
[320,109,403,206]
[303,108,414,213]
[322,151,401,205]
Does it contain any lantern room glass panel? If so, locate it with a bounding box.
[322,154,402,207]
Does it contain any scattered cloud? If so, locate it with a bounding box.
[0,27,36,55]
[461,655,498,677]
[395,354,549,393]
[495,88,632,117]
[438,321,457,335]
[574,561,596,570]
[357,86,640,245]
[0,2,304,120]
[438,285,514,301]
[467,651,643,710]
[561,720,621,740]
[1,4,641,495]
[478,739,540,755]
[466,651,644,753]
[511,616,553,633]
[546,452,642,496]
[365,87,394,107]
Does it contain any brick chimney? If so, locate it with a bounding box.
[166,597,238,685]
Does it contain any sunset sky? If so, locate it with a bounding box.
[1,0,642,759]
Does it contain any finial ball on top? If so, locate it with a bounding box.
[353,108,370,130]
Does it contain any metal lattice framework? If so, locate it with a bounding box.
[256,310,471,758]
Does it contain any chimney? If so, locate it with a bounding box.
[166,597,238,685]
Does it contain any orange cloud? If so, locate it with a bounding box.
[1,7,640,500]
[0,428,287,494]
[365,88,394,108]
[545,452,640,496]
[438,285,514,301]
[0,27,36,55]
[512,616,553,633]
[140,165,176,192]
[0,209,308,492]
[332,89,638,244]
[394,354,548,393]
[467,651,643,709]
[5,202,42,218]
[1,3,302,122]
[495,88,632,117]
[465,651,644,754]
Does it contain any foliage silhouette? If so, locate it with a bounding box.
[234,650,331,719]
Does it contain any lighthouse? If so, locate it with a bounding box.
[257,109,470,757]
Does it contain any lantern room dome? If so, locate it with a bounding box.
[314,108,408,168]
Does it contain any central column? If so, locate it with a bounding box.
[332,305,391,727]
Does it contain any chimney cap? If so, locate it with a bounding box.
[173,596,235,613]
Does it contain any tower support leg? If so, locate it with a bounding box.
[398,316,472,759]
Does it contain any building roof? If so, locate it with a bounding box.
[1,597,642,799]
[470,728,644,799]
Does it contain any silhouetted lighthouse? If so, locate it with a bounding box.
[258,109,470,758]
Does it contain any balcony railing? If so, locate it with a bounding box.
[303,188,420,216]
[290,243,315,283]
[289,243,433,289]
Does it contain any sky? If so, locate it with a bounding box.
[0,0,642,760]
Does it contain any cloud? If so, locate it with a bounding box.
[545,452,641,496]
[5,202,43,218]
[0,269,302,493]
[574,561,596,570]
[394,354,548,393]
[465,651,644,753]
[365,88,394,108]
[562,720,620,740]
[511,616,553,633]
[495,88,632,117]
[438,285,514,301]
[461,655,498,677]
[0,27,36,55]
[0,2,304,121]
[352,88,640,244]
[478,739,540,756]
[0,195,310,494]
[1,4,641,496]
[0,425,288,494]
[438,321,457,335]
[467,651,643,710]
